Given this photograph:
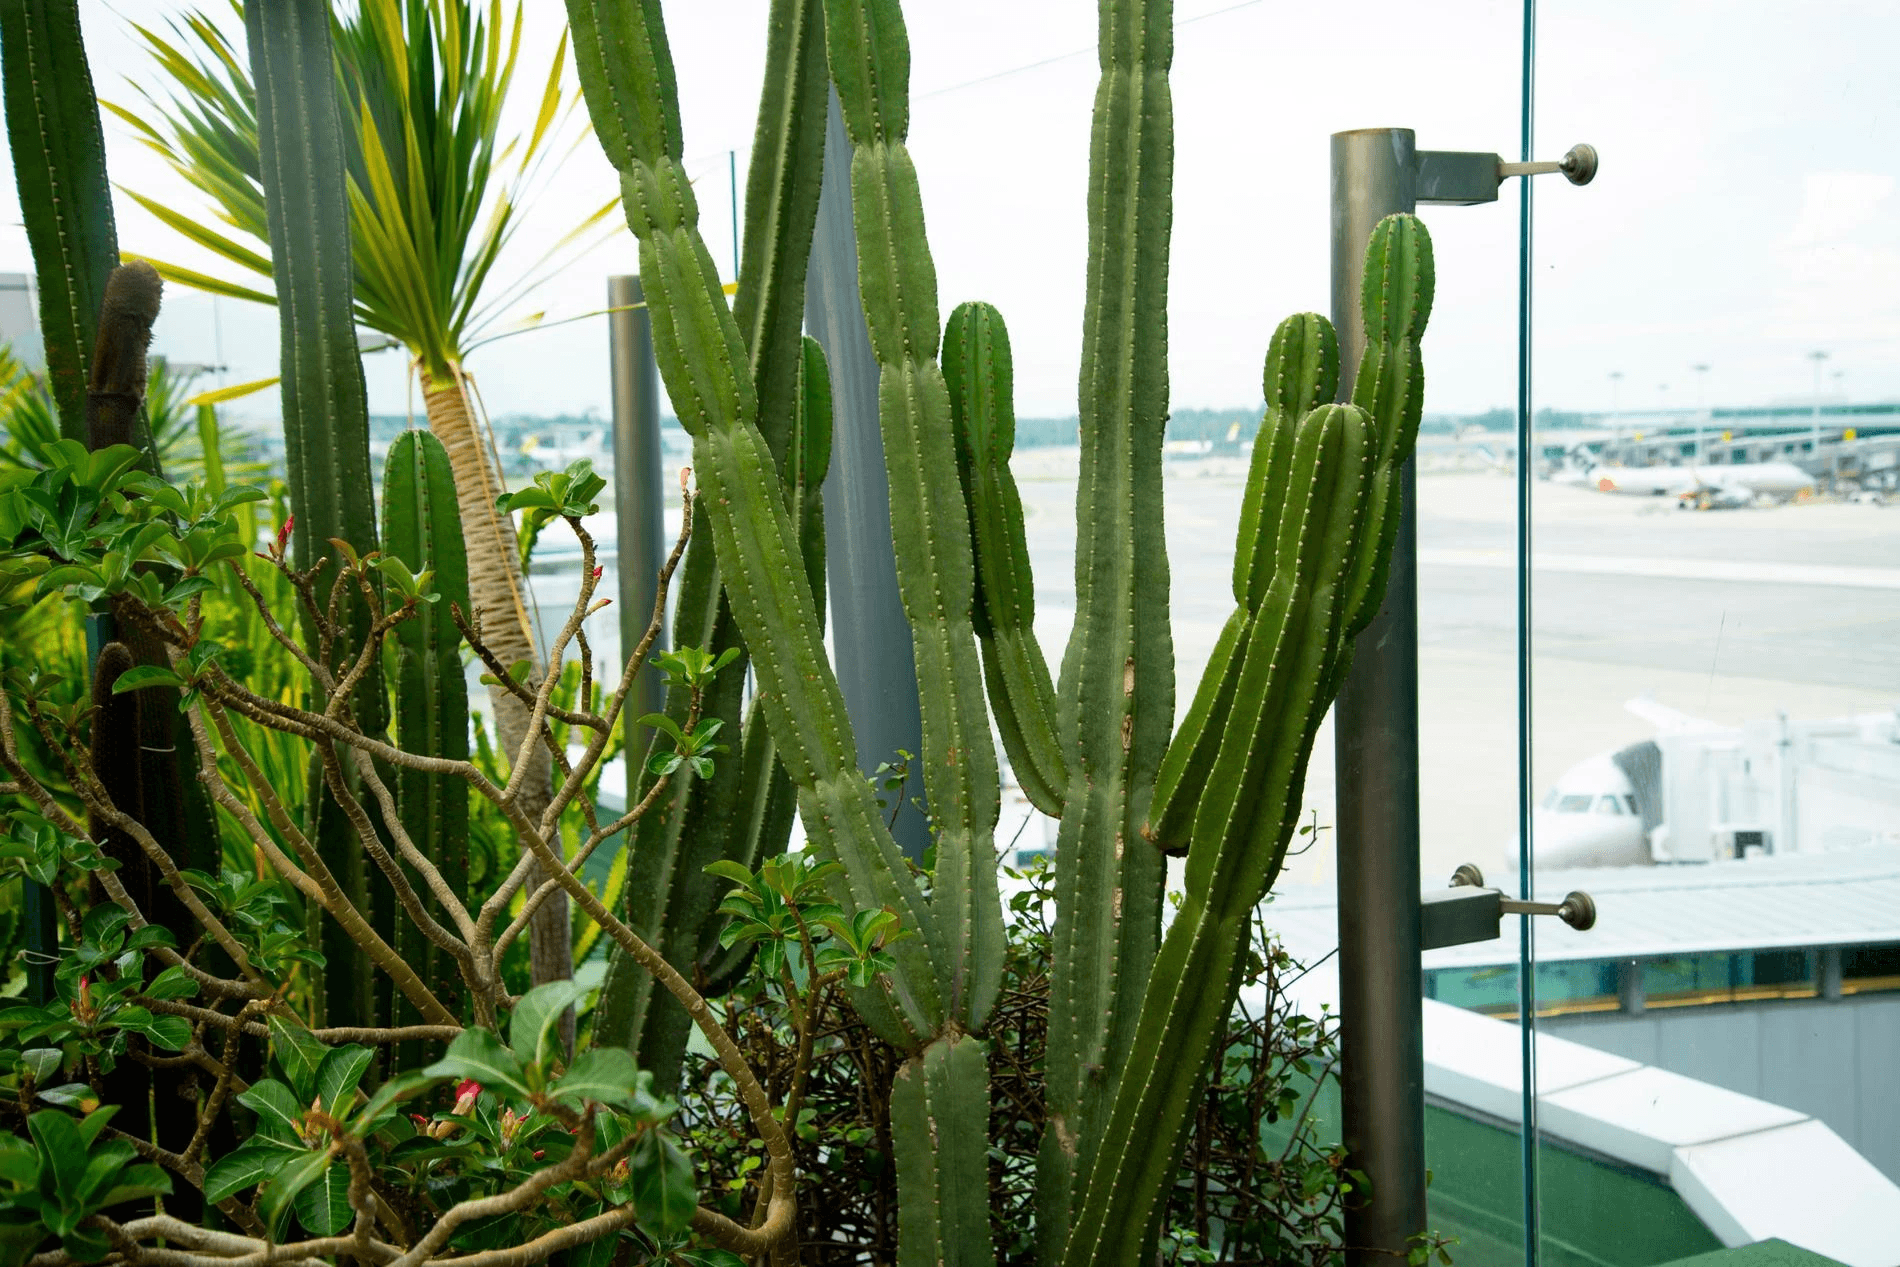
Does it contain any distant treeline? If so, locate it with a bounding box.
[376,404,1602,457]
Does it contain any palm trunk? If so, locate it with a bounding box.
[423,371,572,994]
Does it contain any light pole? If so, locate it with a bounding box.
[1809,349,1829,455]
[1692,363,1709,464]
[1609,369,1623,453]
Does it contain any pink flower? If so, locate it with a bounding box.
[452,1079,482,1116]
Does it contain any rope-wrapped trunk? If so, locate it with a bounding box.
[423,373,571,993]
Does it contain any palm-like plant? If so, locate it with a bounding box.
[114,0,618,988]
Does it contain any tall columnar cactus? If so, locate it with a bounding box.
[1035,0,1177,1252]
[592,0,832,1089]
[1064,220,1432,1263]
[567,0,1432,1258]
[383,430,472,1024]
[245,0,389,1031]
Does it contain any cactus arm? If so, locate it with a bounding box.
[1038,0,1175,1250]
[566,0,946,1048]
[1344,216,1435,635]
[732,0,828,472]
[819,0,1004,1032]
[383,430,472,1028]
[0,0,118,445]
[698,336,835,998]
[1146,313,1337,851]
[943,302,1067,817]
[1064,403,1374,1265]
[593,0,832,1077]
[246,0,389,1031]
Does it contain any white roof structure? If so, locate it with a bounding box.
[1267,864,1900,1266]
[1262,842,1900,972]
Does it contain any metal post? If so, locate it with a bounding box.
[803,89,929,858]
[1331,127,1427,1264]
[608,275,667,730]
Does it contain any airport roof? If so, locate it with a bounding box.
[1263,842,1900,970]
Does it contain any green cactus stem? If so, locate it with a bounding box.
[383,429,471,1026]
[944,301,1067,817]
[819,0,1003,1033]
[593,0,832,1085]
[889,1033,993,1266]
[1069,216,1433,1264]
[1343,214,1436,637]
[1067,400,1375,1264]
[567,0,951,1052]
[246,0,388,1031]
[1038,0,1176,1253]
[0,0,119,446]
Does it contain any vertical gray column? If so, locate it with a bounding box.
[1330,127,1427,1264]
[803,89,929,859]
[609,275,667,732]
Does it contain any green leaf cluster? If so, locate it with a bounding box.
[709,854,913,990]
[0,1108,171,1267]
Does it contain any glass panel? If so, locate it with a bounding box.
[1525,3,1900,1261]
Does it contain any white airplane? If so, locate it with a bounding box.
[1511,752,1653,871]
[1579,460,1814,508]
[1508,699,1729,872]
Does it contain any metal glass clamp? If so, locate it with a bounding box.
[1415,143,1598,206]
[1419,863,1597,952]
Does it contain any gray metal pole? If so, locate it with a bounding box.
[608,275,667,730]
[803,89,929,859]
[1331,127,1427,1264]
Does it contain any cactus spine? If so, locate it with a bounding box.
[383,430,472,1024]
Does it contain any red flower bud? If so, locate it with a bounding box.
[592,566,603,582]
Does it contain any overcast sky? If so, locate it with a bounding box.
[3,0,1896,425]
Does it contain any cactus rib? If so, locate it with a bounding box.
[944,302,1068,816]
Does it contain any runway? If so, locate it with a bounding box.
[1006,450,1900,888]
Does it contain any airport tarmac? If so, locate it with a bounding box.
[1005,447,1900,889]
[536,445,1900,892]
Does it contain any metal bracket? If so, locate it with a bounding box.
[1416,142,1598,206]
[1420,864,1597,951]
